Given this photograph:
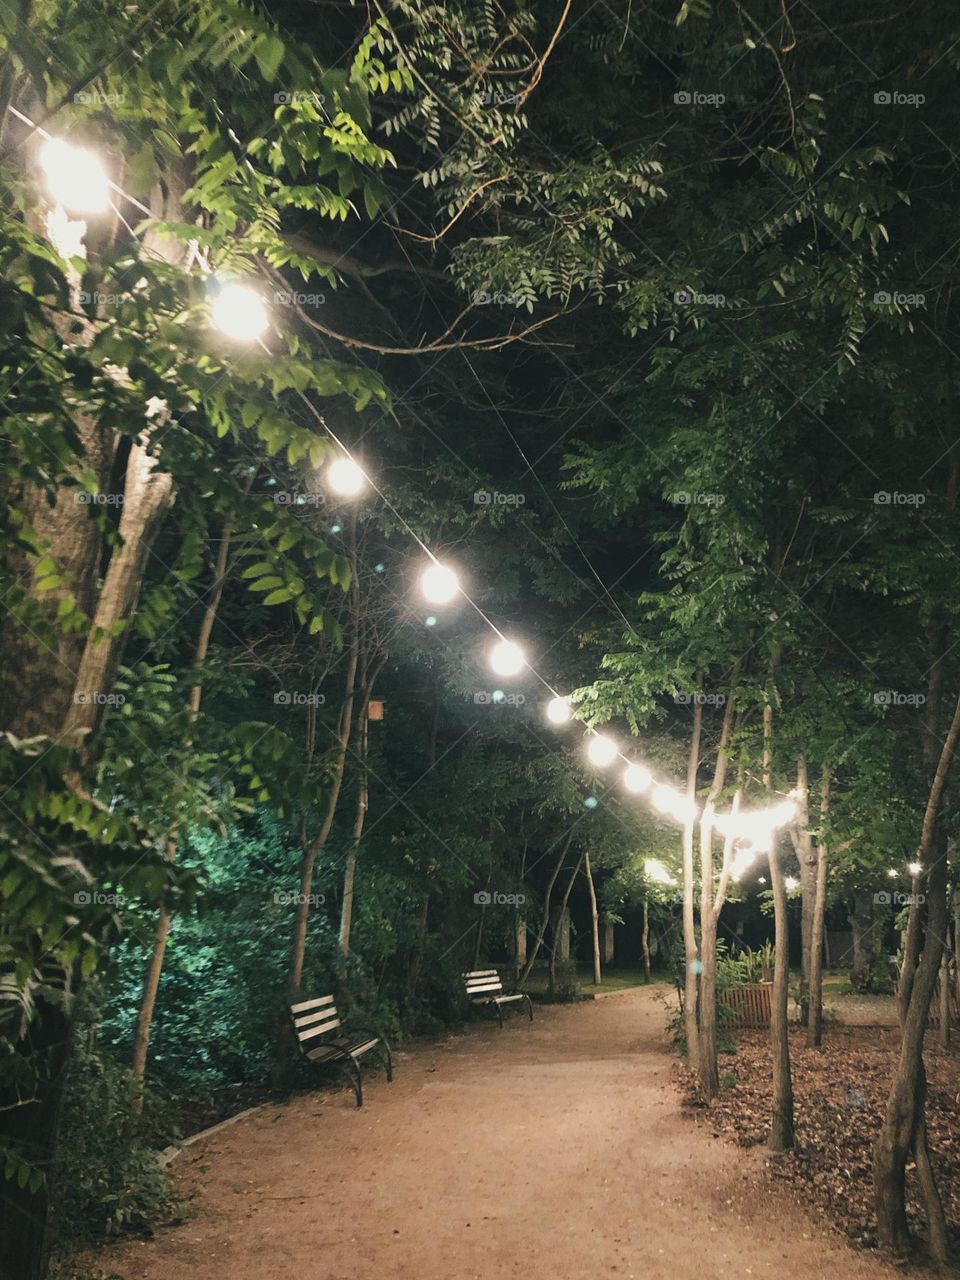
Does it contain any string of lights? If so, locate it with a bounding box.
[12,107,806,871]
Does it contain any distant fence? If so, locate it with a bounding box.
[719,982,772,1028]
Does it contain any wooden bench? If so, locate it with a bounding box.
[464,969,533,1028]
[289,994,392,1107]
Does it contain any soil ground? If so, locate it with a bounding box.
[93,985,910,1280]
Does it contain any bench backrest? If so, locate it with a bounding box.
[290,994,340,1052]
[465,969,503,998]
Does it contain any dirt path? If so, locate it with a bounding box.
[101,987,903,1280]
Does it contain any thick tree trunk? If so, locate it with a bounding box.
[584,849,601,985]
[641,899,651,982]
[681,699,703,1069]
[851,890,878,992]
[806,767,830,1048]
[791,755,817,1024]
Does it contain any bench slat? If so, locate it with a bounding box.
[464,970,499,978]
[294,1006,341,1030]
[297,1017,341,1042]
[467,981,503,993]
[290,994,337,1015]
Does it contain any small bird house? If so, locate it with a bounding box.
[368,699,385,722]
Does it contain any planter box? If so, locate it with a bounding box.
[719,981,772,1028]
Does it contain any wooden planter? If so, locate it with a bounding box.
[719,981,772,1028]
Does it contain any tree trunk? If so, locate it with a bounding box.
[641,899,651,982]
[131,514,234,1095]
[406,895,429,1005]
[339,716,369,979]
[519,830,573,988]
[764,695,794,1151]
[873,683,960,1262]
[548,851,583,996]
[584,849,601,985]
[696,695,736,1098]
[806,767,830,1048]
[792,755,817,1024]
[681,698,703,1069]
[851,890,878,993]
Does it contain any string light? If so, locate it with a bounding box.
[622,762,652,794]
[326,456,367,497]
[651,784,697,825]
[211,280,269,341]
[546,695,571,724]
[643,858,676,886]
[908,860,923,876]
[586,734,617,767]
[785,876,799,892]
[420,562,460,605]
[11,106,811,853]
[488,639,526,677]
[39,137,110,213]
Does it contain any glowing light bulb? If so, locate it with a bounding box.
[651,784,696,825]
[211,281,269,341]
[489,639,525,677]
[622,762,652,794]
[908,861,923,877]
[785,876,799,892]
[546,696,571,725]
[39,138,110,213]
[420,562,459,604]
[887,868,898,879]
[586,734,617,768]
[326,456,366,496]
[643,858,676,886]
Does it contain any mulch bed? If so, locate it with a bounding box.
[679,1026,960,1254]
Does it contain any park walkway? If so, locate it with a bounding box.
[100,987,901,1280]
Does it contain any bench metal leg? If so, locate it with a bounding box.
[523,994,534,1022]
[495,1001,504,1029]
[339,1058,363,1107]
[380,1036,393,1082]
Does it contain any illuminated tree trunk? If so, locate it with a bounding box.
[697,696,736,1097]
[806,767,830,1048]
[519,830,573,988]
[641,899,651,982]
[584,849,601,985]
[764,697,794,1151]
[681,698,703,1069]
